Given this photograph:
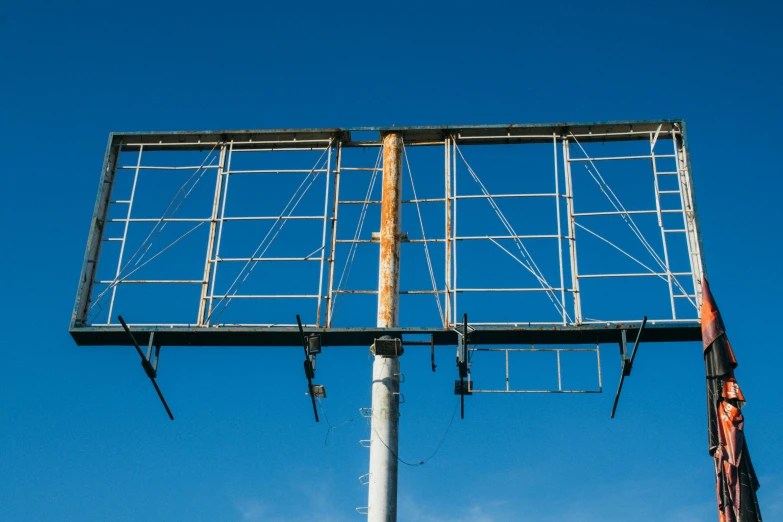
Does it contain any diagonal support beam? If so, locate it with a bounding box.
[296,315,320,423]
[118,316,174,420]
[610,316,647,418]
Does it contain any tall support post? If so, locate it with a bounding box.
[553,133,566,325]
[198,143,226,325]
[325,141,342,328]
[315,143,333,327]
[672,128,703,310]
[444,136,452,328]
[367,133,403,521]
[563,138,582,324]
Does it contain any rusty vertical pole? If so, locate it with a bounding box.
[367,133,403,521]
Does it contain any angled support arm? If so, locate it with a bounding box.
[296,315,319,423]
[454,313,472,419]
[610,316,647,418]
[118,316,174,420]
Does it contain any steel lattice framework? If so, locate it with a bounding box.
[71,120,704,348]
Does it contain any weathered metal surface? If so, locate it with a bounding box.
[105,120,684,152]
[72,119,705,350]
[70,323,702,347]
[368,133,405,522]
[197,144,226,326]
[71,139,120,328]
[377,134,403,328]
[444,137,452,327]
[368,354,400,521]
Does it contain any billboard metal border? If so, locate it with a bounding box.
[71,119,704,347]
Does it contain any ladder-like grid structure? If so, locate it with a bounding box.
[72,120,704,347]
[71,120,709,522]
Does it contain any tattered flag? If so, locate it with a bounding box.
[702,280,762,522]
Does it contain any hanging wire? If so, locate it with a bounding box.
[208,141,334,323]
[361,359,459,467]
[131,151,219,268]
[401,139,445,326]
[568,134,696,309]
[369,397,459,467]
[89,222,208,323]
[330,146,384,322]
[574,222,667,282]
[452,140,571,322]
[89,144,220,312]
[316,397,355,446]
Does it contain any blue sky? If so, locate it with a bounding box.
[2,1,782,521]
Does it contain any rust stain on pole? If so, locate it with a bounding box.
[377,133,403,328]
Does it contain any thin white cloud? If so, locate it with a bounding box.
[233,497,266,521]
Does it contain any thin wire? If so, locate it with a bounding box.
[486,237,572,307]
[208,142,333,323]
[316,397,355,446]
[454,142,566,317]
[453,141,570,321]
[370,398,459,466]
[133,152,218,267]
[402,140,445,325]
[574,222,666,282]
[89,146,220,312]
[330,147,384,322]
[568,134,696,308]
[89,221,207,322]
[333,147,382,309]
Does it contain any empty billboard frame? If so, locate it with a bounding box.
[70,120,704,348]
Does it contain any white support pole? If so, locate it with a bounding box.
[198,143,226,325]
[367,133,403,522]
[563,138,582,324]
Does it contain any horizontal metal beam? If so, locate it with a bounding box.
[110,120,683,151]
[71,322,701,347]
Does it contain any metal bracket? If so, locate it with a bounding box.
[610,316,648,418]
[309,385,327,398]
[371,337,403,357]
[296,314,321,423]
[431,334,437,372]
[453,313,472,419]
[454,379,473,396]
[371,231,409,242]
[117,316,174,420]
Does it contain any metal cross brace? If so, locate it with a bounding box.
[117,316,174,420]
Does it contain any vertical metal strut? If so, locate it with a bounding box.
[367,133,403,521]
